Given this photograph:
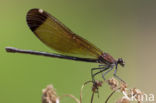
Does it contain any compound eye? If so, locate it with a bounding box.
[118,58,125,67]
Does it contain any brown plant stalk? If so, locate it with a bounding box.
[42,78,144,103]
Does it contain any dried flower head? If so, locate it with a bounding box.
[120,82,127,92]
[92,80,103,92]
[116,97,130,103]
[42,85,59,103]
[132,88,143,102]
[107,78,118,90]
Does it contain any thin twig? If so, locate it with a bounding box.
[80,81,92,103]
[105,88,120,103]
[59,94,80,103]
[90,92,95,103]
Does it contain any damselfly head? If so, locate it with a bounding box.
[117,58,125,67]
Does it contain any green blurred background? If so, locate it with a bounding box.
[0,0,156,103]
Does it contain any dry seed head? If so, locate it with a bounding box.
[116,97,130,103]
[107,78,118,90]
[42,85,59,103]
[92,80,103,92]
[120,82,127,92]
[132,88,143,102]
[132,88,142,95]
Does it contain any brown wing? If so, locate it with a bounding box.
[26,8,103,58]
